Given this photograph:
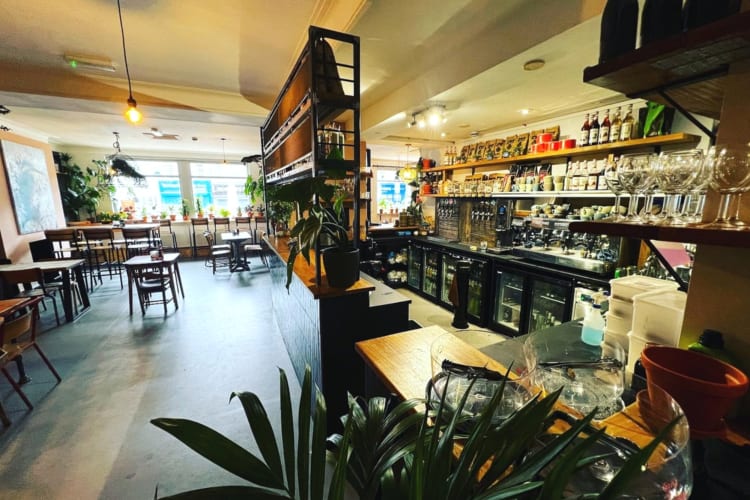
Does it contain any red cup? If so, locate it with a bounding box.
[536,143,549,153]
[537,132,553,143]
[562,138,576,149]
[550,141,562,151]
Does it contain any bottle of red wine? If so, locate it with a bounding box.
[683,0,741,31]
[599,0,639,64]
[641,0,683,47]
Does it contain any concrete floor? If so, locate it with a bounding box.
[0,259,506,499]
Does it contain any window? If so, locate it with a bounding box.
[375,168,410,214]
[190,163,249,215]
[111,161,180,217]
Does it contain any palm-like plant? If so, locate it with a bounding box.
[151,366,679,500]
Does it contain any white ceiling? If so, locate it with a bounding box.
[0,0,621,161]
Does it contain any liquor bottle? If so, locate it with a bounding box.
[683,0,740,31]
[610,106,622,143]
[599,109,611,144]
[620,104,634,141]
[579,113,591,147]
[588,111,600,146]
[641,0,682,46]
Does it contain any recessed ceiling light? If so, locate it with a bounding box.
[458,123,470,128]
[63,54,116,72]
[523,59,545,71]
[440,132,446,137]
[519,109,531,115]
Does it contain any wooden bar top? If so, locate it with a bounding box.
[264,235,375,299]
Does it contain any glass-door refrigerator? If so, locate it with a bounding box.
[467,258,489,325]
[421,247,440,299]
[527,275,573,334]
[439,253,458,308]
[490,268,526,336]
[407,243,423,290]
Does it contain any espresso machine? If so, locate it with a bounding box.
[495,199,515,247]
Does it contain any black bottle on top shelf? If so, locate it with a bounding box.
[683,0,740,31]
[641,0,683,47]
[599,0,639,63]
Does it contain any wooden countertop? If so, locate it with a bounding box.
[264,235,375,299]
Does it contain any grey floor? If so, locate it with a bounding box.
[0,259,506,499]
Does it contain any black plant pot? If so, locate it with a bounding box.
[322,247,360,289]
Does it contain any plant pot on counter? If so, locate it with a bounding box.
[640,345,749,439]
[322,247,360,289]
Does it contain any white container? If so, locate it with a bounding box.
[626,331,663,376]
[605,311,631,335]
[608,297,633,319]
[631,289,687,346]
[604,328,629,354]
[609,275,679,301]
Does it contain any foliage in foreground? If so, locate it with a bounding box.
[151,367,677,499]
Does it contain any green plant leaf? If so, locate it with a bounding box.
[310,389,328,500]
[278,369,296,497]
[297,368,313,500]
[231,391,284,485]
[328,404,354,500]
[157,485,288,499]
[537,428,606,499]
[150,418,283,490]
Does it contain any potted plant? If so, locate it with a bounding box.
[267,184,294,236]
[141,207,148,222]
[219,208,231,218]
[181,199,190,221]
[274,177,359,289]
[150,366,677,499]
[168,205,177,221]
[195,198,204,218]
[208,204,215,219]
[244,173,264,209]
[57,153,115,222]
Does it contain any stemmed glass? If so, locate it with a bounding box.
[682,149,715,224]
[602,159,625,221]
[700,147,750,229]
[651,149,703,226]
[617,153,657,223]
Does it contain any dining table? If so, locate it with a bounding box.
[122,252,184,315]
[0,259,90,323]
[221,231,252,272]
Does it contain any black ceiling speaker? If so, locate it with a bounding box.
[0,105,10,115]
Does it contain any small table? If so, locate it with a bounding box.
[221,231,252,272]
[122,253,184,315]
[0,260,90,323]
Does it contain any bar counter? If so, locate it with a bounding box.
[264,234,410,430]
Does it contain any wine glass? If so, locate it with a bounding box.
[617,153,656,223]
[700,147,750,229]
[651,149,703,226]
[602,159,625,221]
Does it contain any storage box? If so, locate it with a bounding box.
[608,297,633,319]
[609,275,679,301]
[605,311,631,335]
[604,328,629,353]
[626,331,662,376]
[631,289,687,346]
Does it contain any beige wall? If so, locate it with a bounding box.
[0,130,66,263]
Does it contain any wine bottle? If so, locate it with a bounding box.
[683,0,741,31]
[620,104,634,141]
[589,112,600,146]
[599,109,611,144]
[579,113,591,147]
[599,0,639,63]
[641,0,682,46]
[610,106,622,143]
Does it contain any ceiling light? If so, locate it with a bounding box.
[416,113,426,129]
[63,54,116,72]
[221,138,227,164]
[0,105,9,115]
[426,105,445,126]
[519,109,531,115]
[117,0,142,124]
[406,114,417,128]
[523,59,545,71]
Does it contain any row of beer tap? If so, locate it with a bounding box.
[512,224,614,260]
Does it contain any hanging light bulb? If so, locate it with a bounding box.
[221,137,227,164]
[117,0,142,124]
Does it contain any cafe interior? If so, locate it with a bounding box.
[1,0,750,498]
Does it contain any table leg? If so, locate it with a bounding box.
[0,401,10,427]
[127,267,134,316]
[167,264,179,311]
[173,262,185,298]
[74,265,91,310]
[61,270,74,322]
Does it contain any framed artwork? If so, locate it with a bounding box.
[1,140,57,234]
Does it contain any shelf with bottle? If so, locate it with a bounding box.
[584,10,750,120]
[427,132,699,174]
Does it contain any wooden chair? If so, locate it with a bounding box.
[156,219,178,249]
[130,265,177,316]
[190,218,210,258]
[0,296,62,410]
[213,217,231,241]
[0,268,62,326]
[203,232,231,274]
[121,227,156,258]
[235,216,253,237]
[44,228,84,259]
[243,231,269,269]
[82,227,124,289]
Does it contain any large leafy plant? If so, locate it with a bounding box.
[57,153,114,221]
[273,177,350,289]
[151,366,679,499]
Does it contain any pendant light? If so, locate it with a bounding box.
[117,0,142,124]
[221,138,227,164]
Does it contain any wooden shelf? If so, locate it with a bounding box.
[568,220,750,248]
[428,133,700,173]
[583,11,750,120]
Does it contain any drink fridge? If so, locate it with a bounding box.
[490,265,574,336]
[420,246,440,299]
[407,244,423,289]
[439,251,489,325]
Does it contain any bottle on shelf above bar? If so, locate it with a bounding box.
[610,106,622,143]
[683,0,741,31]
[640,0,683,47]
[579,113,591,147]
[589,111,601,146]
[620,104,635,141]
[599,0,639,63]
[600,109,611,144]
